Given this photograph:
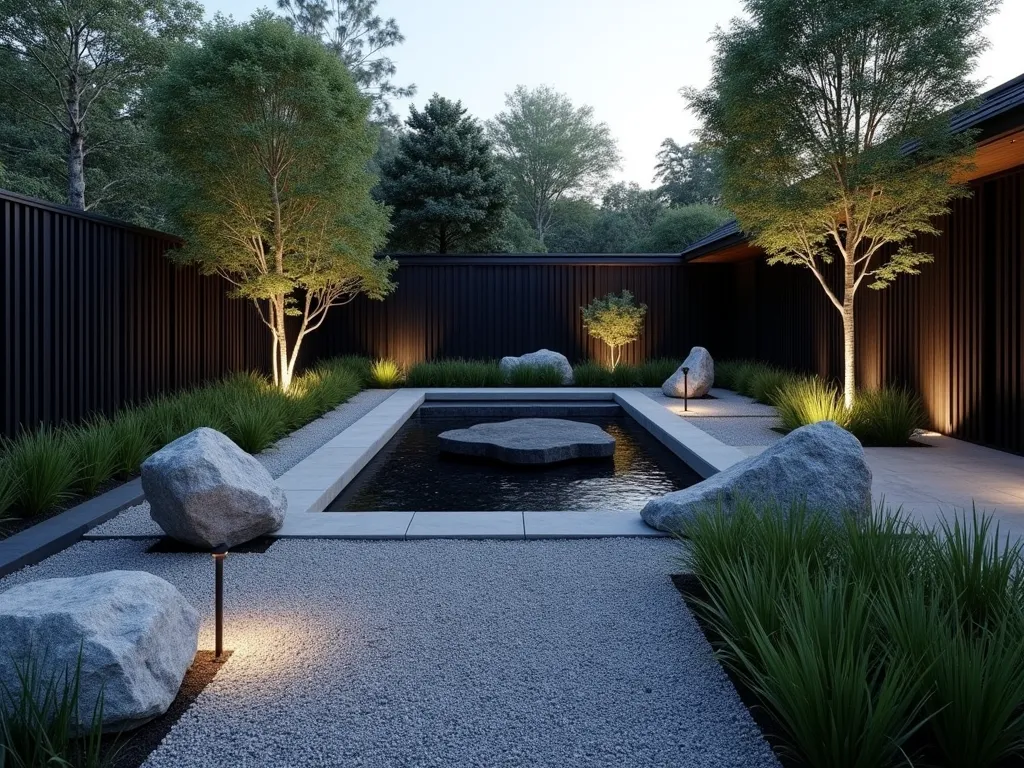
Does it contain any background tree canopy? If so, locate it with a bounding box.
[0,0,202,219]
[653,140,723,206]
[276,0,415,126]
[380,95,510,253]
[487,85,620,246]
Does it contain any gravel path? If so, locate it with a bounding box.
[1,537,779,768]
[89,389,395,537]
[680,416,783,448]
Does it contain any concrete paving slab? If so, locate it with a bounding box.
[274,511,413,539]
[406,511,525,539]
[524,511,666,538]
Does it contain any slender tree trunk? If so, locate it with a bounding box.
[66,72,86,210]
[270,309,280,388]
[273,294,293,392]
[842,258,856,409]
[67,131,86,209]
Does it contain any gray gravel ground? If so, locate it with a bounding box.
[680,416,783,448]
[89,389,395,537]
[1,537,780,768]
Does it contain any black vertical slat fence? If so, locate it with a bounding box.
[306,254,726,369]
[1,189,270,437]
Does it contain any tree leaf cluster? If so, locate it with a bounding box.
[380,94,511,253]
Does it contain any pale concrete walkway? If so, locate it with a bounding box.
[655,389,1024,539]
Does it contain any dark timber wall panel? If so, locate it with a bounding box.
[1,190,269,437]
[312,256,731,368]
[724,166,1024,454]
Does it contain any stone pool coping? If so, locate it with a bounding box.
[222,388,746,540]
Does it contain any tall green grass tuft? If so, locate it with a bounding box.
[368,359,403,388]
[108,408,155,478]
[682,503,1024,768]
[0,653,113,768]
[224,397,285,454]
[0,457,19,523]
[507,363,565,387]
[5,427,78,516]
[773,377,850,431]
[747,366,800,404]
[70,418,121,497]
[848,386,924,446]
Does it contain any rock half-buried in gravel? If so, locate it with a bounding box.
[438,418,615,464]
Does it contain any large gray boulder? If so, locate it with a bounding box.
[439,418,615,464]
[662,346,714,398]
[143,427,286,548]
[0,570,199,732]
[499,349,574,385]
[642,421,872,532]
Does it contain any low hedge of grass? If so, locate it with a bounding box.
[405,359,506,388]
[572,358,680,387]
[715,359,925,446]
[402,357,683,388]
[0,359,362,526]
[682,502,1024,768]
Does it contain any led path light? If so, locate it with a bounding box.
[212,544,227,659]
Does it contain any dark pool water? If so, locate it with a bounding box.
[327,413,701,512]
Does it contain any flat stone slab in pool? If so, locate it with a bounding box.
[439,418,616,464]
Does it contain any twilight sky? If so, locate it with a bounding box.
[206,0,1024,186]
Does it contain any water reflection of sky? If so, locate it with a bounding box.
[328,415,701,512]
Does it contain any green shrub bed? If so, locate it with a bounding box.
[681,503,1024,768]
[401,357,681,389]
[714,359,925,446]
[0,358,364,532]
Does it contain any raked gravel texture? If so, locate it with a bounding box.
[88,389,396,537]
[0,537,780,768]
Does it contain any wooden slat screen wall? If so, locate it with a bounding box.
[723,166,1024,454]
[307,256,733,368]
[1,190,269,437]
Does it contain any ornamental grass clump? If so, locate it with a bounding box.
[681,502,1024,768]
[580,290,647,370]
[848,386,924,446]
[5,427,78,517]
[773,376,850,431]
[224,398,285,454]
[70,418,121,497]
[0,458,20,524]
[368,359,403,388]
[747,366,800,404]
